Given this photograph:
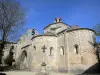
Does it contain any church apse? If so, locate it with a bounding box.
[14,18,98,74]
[65,29,98,73]
[31,36,58,72]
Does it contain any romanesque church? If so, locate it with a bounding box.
[2,18,98,73]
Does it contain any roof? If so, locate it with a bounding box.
[44,31,55,35]
[44,22,71,29]
[57,28,95,35]
[31,34,57,40]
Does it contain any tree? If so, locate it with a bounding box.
[4,46,15,66]
[93,24,100,46]
[93,24,100,36]
[0,0,25,65]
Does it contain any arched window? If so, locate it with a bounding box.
[60,46,64,55]
[49,47,53,56]
[74,44,79,54]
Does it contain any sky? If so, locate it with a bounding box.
[17,0,100,41]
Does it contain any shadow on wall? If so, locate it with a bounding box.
[80,63,100,74]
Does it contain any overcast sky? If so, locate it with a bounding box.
[18,0,100,41]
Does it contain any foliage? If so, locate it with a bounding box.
[0,0,26,65]
[4,46,15,66]
[93,24,100,36]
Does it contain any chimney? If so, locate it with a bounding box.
[54,17,62,23]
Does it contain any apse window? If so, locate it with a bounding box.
[74,44,79,54]
[49,47,53,56]
[60,46,64,55]
[33,46,36,50]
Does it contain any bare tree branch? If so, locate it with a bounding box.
[93,24,100,36]
[0,0,26,65]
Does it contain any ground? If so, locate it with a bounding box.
[0,71,81,75]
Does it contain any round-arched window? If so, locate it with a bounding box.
[33,46,36,50]
[74,44,79,54]
[60,46,64,55]
[49,47,53,56]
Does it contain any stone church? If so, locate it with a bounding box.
[4,18,98,73]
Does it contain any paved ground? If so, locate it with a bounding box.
[0,71,78,75]
[0,71,99,75]
[0,71,35,75]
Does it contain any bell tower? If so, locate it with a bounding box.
[27,28,38,37]
[54,17,62,23]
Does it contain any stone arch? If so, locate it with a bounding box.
[20,50,27,63]
[19,50,28,70]
[74,44,79,54]
[60,46,64,55]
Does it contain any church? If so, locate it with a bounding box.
[9,18,98,73]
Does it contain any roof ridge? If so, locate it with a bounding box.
[44,22,71,29]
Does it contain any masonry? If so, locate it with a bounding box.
[3,18,98,74]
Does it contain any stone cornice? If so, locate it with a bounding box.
[31,34,57,40]
[21,44,32,49]
[57,28,95,35]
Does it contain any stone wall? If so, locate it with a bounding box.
[14,26,98,74]
[31,35,58,72]
[57,32,67,72]
[65,29,98,73]
[44,23,70,34]
[14,34,32,70]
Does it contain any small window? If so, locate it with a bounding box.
[49,47,53,56]
[60,46,64,55]
[33,46,36,50]
[74,44,79,54]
